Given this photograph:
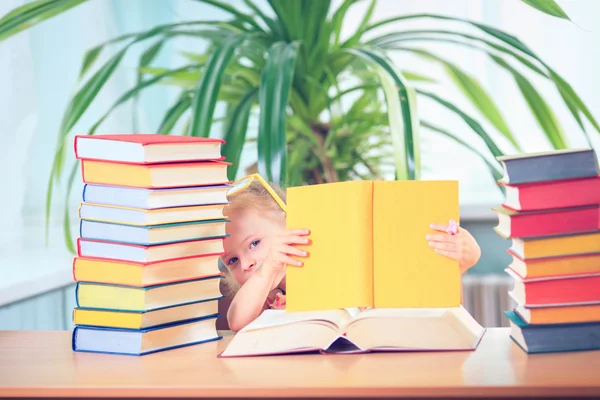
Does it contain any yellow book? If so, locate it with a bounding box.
[286,180,460,311]
[510,231,600,260]
[81,159,229,188]
[511,293,600,324]
[73,299,219,329]
[76,276,223,312]
[509,251,600,279]
[73,255,223,286]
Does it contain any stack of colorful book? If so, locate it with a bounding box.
[493,148,600,354]
[70,134,231,355]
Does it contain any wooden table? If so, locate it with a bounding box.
[1,328,599,399]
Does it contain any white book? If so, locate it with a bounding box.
[82,184,230,209]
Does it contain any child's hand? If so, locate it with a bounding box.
[258,229,310,277]
[426,222,481,274]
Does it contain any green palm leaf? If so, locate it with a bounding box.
[347,47,420,180]
[417,90,504,160]
[491,56,568,149]
[421,120,503,183]
[0,0,86,41]
[188,34,248,137]
[257,41,300,185]
[223,88,258,180]
[158,91,193,134]
[520,0,571,20]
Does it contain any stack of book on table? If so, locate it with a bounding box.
[493,148,600,354]
[70,134,231,355]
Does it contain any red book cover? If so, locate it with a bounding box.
[493,204,600,239]
[501,176,600,211]
[507,267,600,306]
[74,134,225,164]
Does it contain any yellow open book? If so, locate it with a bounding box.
[286,180,460,311]
[220,306,484,357]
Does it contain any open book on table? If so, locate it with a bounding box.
[220,306,485,357]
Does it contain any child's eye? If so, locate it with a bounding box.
[250,239,260,249]
[227,257,238,266]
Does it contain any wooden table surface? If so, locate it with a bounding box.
[1,328,599,399]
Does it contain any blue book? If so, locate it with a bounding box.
[72,315,221,356]
[83,183,231,209]
[497,148,599,185]
[79,219,229,246]
[505,310,600,354]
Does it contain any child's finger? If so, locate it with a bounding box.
[283,234,311,245]
[429,223,449,232]
[428,241,457,251]
[286,228,311,236]
[425,233,454,242]
[278,254,303,267]
[280,244,309,258]
[434,248,460,261]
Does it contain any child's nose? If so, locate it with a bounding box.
[241,259,256,272]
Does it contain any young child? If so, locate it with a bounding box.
[220,175,482,332]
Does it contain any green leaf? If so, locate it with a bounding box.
[87,64,201,135]
[243,0,283,38]
[331,0,361,47]
[287,139,313,186]
[399,47,519,150]
[223,88,258,180]
[421,120,503,183]
[188,34,248,137]
[491,56,568,149]
[194,0,264,32]
[346,47,420,180]
[401,70,436,83]
[417,89,505,160]
[0,0,86,41]
[521,0,570,20]
[257,41,300,185]
[79,45,103,79]
[372,30,549,78]
[62,162,80,253]
[158,91,193,134]
[548,69,599,145]
[133,39,165,131]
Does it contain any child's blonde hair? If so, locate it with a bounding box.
[220,179,287,296]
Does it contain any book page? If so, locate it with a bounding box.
[373,180,461,308]
[240,309,352,332]
[286,181,374,310]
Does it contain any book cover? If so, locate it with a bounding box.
[497,148,599,185]
[286,180,460,311]
[74,134,225,164]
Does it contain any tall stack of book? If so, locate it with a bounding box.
[70,134,231,355]
[493,148,600,354]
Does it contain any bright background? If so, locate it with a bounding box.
[1,0,599,329]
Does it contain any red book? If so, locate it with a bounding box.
[74,134,225,164]
[493,204,599,239]
[507,267,600,306]
[501,176,600,211]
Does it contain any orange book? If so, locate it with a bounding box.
[509,231,600,259]
[286,180,461,311]
[81,159,229,189]
[511,292,600,324]
[508,250,600,279]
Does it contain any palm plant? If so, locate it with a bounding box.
[1,0,598,252]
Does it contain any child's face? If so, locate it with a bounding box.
[221,208,285,285]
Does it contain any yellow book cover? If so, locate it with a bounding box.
[286,180,460,311]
